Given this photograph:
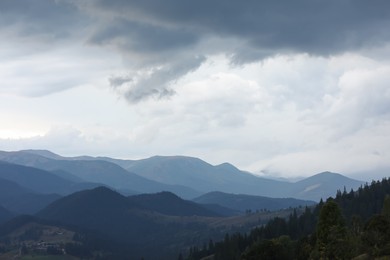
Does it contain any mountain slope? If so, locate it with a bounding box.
[36,187,223,259]
[124,156,365,201]
[41,159,200,198]
[0,150,365,201]
[194,191,316,212]
[37,187,133,229]
[0,161,76,195]
[0,150,201,198]
[0,151,200,199]
[289,171,365,201]
[0,205,13,224]
[123,156,291,197]
[128,191,221,217]
[0,178,61,214]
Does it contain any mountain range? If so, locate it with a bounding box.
[0,149,365,201]
[0,149,378,259]
[0,183,307,257]
[193,191,316,212]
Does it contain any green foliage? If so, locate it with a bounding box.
[315,199,349,259]
[187,177,390,260]
[381,194,390,217]
[242,235,295,260]
[362,214,390,256]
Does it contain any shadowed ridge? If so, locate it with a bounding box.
[129,191,221,217]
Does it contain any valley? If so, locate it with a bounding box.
[0,149,378,259]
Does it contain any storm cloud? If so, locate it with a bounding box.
[87,0,390,55]
[2,0,390,101]
[1,0,390,178]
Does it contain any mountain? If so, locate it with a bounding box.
[111,155,364,201]
[121,155,291,197]
[38,187,220,225]
[289,171,365,201]
[40,159,200,198]
[193,191,316,212]
[49,169,86,183]
[0,150,365,201]
[0,205,13,224]
[198,203,242,217]
[0,151,200,199]
[0,178,61,214]
[37,187,134,228]
[19,149,64,160]
[128,191,221,217]
[36,186,223,259]
[0,161,78,195]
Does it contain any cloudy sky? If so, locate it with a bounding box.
[1,0,390,179]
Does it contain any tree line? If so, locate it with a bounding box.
[187,178,390,259]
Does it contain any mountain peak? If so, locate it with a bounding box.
[302,171,360,182]
[37,186,131,224]
[147,155,208,164]
[292,171,364,201]
[20,149,63,160]
[215,162,239,171]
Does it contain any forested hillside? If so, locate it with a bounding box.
[188,178,390,259]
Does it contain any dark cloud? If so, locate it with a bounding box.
[109,55,206,103]
[3,0,390,102]
[90,0,390,58]
[82,0,390,102]
[88,19,198,54]
[3,0,390,60]
[0,0,86,40]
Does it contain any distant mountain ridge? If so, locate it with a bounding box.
[193,191,316,212]
[0,178,60,214]
[120,155,293,198]
[0,161,77,195]
[0,151,200,199]
[106,155,365,201]
[290,171,364,201]
[0,150,365,201]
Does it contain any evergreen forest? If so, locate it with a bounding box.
[187,178,390,259]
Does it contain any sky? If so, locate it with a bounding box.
[1,0,390,179]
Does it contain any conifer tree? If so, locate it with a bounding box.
[315,199,348,259]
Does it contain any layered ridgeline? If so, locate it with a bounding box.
[119,156,364,201]
[0,151,200,199]
[193,191,316,213]
[0,177,60,215]
[35,187,223,259]
[0,186,305,259]
[0,150,365,201]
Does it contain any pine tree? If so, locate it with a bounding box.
[315,199,349,259]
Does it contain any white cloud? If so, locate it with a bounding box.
[1,1,390,181]
[2,53,390,179]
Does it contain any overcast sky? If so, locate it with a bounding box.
[1,0,390,179]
